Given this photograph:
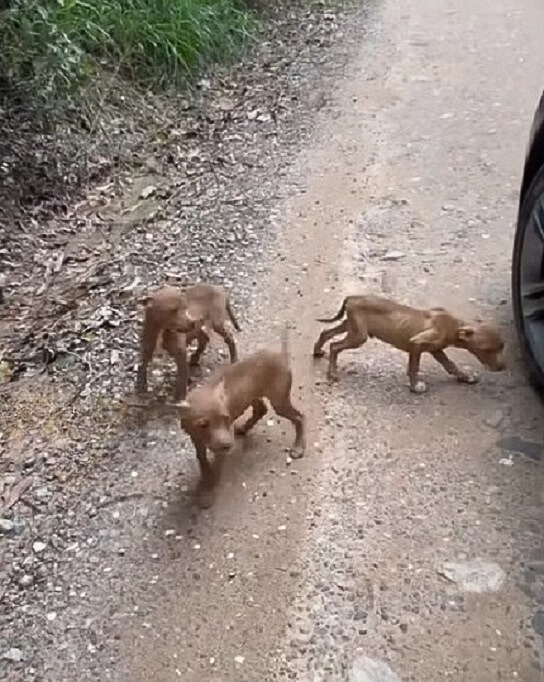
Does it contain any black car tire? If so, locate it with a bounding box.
[512,162,544,392]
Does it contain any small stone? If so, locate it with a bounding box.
[18,574,34,587]
[33,541,47,553]
[485,410,504,428]
[381,250,405,262]
[438,559,505,593]
[350,656,402,682]
[0,518,15,534]
[46,612,57,621]
[234,655,245,665]
[2,647,23,663]
[140,185,157,199]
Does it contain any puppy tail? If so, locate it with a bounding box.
[316,297,348,323]
[226,298,241,332]
[137,293,152,306]
[280,324,290,360]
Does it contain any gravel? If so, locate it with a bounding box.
[0,2,366,680]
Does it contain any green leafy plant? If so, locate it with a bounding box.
[0,0,255,103]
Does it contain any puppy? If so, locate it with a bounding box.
[184,283,240,367]
[171,332,305,506]
[313,294,506,392]
[136,283,240,401]
[136,285,199,400]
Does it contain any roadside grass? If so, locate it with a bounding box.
[0,0,256,102]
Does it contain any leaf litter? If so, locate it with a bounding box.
[0,1,367,679]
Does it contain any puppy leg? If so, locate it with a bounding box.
[407,351,426,393]
[235,398,268,436]
[191,436,215,509]
[327,311,367,381]
[269,377,306,458]
[213,322,237,363]
[136,317,159,394]
[189,329,210,367]
[431,350,480,384]
[312,320,348,358]
[272,400,306,458]
[407,327,444,393]
[162,329,189,401]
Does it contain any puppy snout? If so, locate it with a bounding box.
[489,354,507,372]
[212,442,233,455]
[176,318,196,333]
[209,433,234,455]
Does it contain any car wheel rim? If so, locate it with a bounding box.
[519,188,544,370]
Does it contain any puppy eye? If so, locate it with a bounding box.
[196,419,209,429]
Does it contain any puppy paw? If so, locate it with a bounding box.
[288,446,305,460]
[410,380,427,394]
[234,424,248,436]
[457,370,480,384]
[313,348,325,358]
[327,372,339,384]
[197,489,214,509]
[196,482,215,509]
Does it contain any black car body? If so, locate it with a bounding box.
[512,91,544,390]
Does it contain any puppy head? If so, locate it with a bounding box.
[456,323,506,371]
[176,382,234,455]
[146,285,199,334]
[169,303,200,334]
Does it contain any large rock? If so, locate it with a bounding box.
[350,656,402,682]
[439,559,505,593]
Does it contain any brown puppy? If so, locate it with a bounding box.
[136,283,240,401]
[171,332,305,506]
[313,294,506,392]
[136,285,198,400]
[185,283,240,368]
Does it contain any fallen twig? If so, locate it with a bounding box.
[2,475,33,511]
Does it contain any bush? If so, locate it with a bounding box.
[0,0,255,102]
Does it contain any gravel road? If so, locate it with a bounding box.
[3,0,544,680]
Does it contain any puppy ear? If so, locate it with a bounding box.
[457,326,475,340]
[217,380,228,402]
[166,400,191,417]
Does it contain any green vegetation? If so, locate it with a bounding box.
[0,0,256,102]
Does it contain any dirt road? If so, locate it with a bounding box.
[3,0,544,680]
[114,0,544,679]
